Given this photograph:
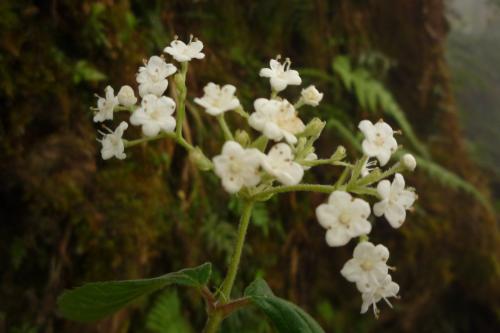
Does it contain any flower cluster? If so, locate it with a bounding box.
[91,35,418,318]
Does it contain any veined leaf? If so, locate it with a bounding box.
[58,263,211,322]
[244,278,325,333]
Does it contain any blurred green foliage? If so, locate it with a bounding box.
[0,0,498,332]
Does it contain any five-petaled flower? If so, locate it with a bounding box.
[301,85,323,106]
[249,98,305,144]
[359,120,398,166]
[130,94,176,137]
[374,173,417,228]
[261,143,304,186]
[164,36,205,62]
[99,121,128,160]
[137,56,177,97]
[194,83,240,116]
[93,86,119,123]
[259,57,301,92]
[341,241,390,292]
[316,191,372,247]
[213,141,262,193]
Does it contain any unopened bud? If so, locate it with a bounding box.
[300,117,326,138]
[235,130,251,147]
[330,145,346,161]
[117,85,137,107]
[301,85,324,106]
[189,147,213,171]
[401,153,417,171]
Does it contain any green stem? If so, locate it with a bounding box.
[124,133,169,147]
[175,62,188,138]
[203,200,255,333]
[254,183,338,201]
[217,114,234,141]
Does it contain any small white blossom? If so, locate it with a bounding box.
[117,85,137,107]
[261,143,304,186]
[360,274,400,317]
[316,191,372,247]
[249,98,305,144]
[194,82,240,116]
[358,120,398,166]
[93,86,119,123]
[164,36,205,62]
[341,241,390,292]
[99,121,128,160]
[373,173,417,228]
[213,141,262,193]
[301,85,323,106]
[137,56,177,97]
[401,153,417,171]
[130,94,176,137]
[259,57,301,92]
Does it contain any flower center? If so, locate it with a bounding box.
[361,261,374,271]
[374,133,385,146]
[229,160,242,174]
[339,213,351,226]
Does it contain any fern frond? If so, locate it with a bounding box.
[332,56,430,158]
[145,290,192,333]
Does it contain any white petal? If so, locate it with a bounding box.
[376,180,391,199]
[326,227,351,247]
[384,203,406,228]
[373,200,388,217]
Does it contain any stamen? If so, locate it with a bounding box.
[383,297,393,308]
[284,57,291,71]
[276,54,282,60]
[189,34,194,43]
[102,124,113,133]
[174,34,179,40]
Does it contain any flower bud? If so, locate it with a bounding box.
[117,85,137,107]
[300,117,326,138]
[301,85,323,106]
[189,147,213,171]
[401,153,417,171]
[235,130,251,147]
[330,145,346,161]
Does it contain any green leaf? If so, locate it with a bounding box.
[58,263,211,322]
[244,279,325,333]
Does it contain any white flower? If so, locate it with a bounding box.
[301,85,323,106]
[259,58,301,92]
[358,120,398,166]
[302,152,318,170]
[164,36,205,62]
[99,121,128,160]
[130,94,176,137]
[194,82,240,116]
[401,153,417,171]
[249,98,305,144]
[341,241,390,292]
[93,86,119,123]
[117,85,137,107]
[361,158,378,177]
[360,274,400,317]
[213,141,262,193]
[136,56,177,97]
[316,191,372,247]
[373,173,417,228]
[261,143,304,186]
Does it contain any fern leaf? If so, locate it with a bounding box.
[145,290,192,333]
